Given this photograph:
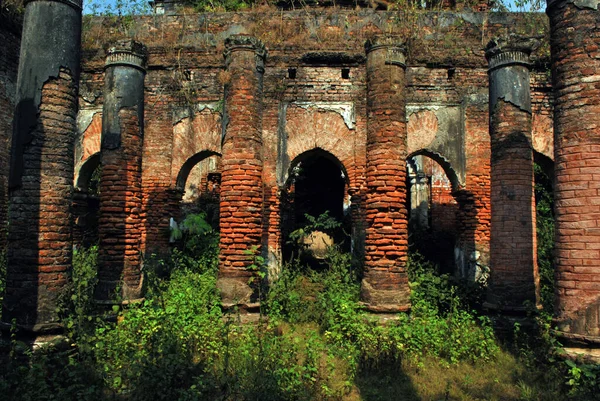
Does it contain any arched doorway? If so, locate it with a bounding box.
[282,148,350,264]
[73,152,101,247]
[176,151,222,230]
[407,151,461,273]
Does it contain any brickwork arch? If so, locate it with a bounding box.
[73,151,100,248]
[171,109,222,187]
[284,106,358,188]
[176,150,222,191]
[75,152,100,191]
[407,152,460,273]
[407,149,461,194]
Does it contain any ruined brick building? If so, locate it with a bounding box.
[0,0,598,352]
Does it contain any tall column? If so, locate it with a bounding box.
[548,0,600,343]
[95,41,147,303]
[484,35,540,312]
[361,36,410,312]
[1,0,82,332]
[217,35,266,309]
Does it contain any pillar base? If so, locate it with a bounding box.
[360,277,411,313]
[94,277,144,305]
[0,320,63,335]
[217,275,261,311]
[552,329,600,347]
[0,329,69,353]
[552,329,600,364]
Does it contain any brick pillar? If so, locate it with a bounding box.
[548,0,600,343]
[264,185,282,282]
[1,0,81,332]
[95,41,147,304]
[484,35,540,312]
[361,36,410,312]
[217,35,267,309]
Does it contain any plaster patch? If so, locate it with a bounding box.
[293,101,355,130]
[76,108,101,135]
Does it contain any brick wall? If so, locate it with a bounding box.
[72,10,556,312]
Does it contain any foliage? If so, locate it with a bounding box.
[60,245,100,344]
[534,162,555,312]
[269,246,498,379]
[564,359,600,399]
[288,211,343,245]
[84,0,151,16]
[0,204,596,400]
[163,212,219,278]
[1,0,25,18]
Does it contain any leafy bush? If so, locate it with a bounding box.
[61,245,99,342]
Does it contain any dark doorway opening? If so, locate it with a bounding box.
[282,149,350,266]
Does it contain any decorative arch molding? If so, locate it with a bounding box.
[171,106,222,186]
[175,150,222,190]
[406,105,466,186]
[279,102,357,188]
[407,149,463,193]
[75,152,100,192]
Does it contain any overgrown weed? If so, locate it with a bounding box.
[1,210,598,399]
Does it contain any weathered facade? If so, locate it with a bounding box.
[0,0,598,352]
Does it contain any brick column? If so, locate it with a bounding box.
[95,41,147,304]
[217,35,266,309]
[1,0,81,332]
[548,0,600,343]
[484,35,540,312]
[361,36,410,312]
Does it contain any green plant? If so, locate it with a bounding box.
[535,163,555,312]
[169,212,219,274]
[565,359,600,398]
[60,245,99,344]
[288,211,344,245]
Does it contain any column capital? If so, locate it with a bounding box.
[25,0,82,10]
[365,35,406,67]
[105,40,148,72]
[224,35,267,72]
[485,35,539,72]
